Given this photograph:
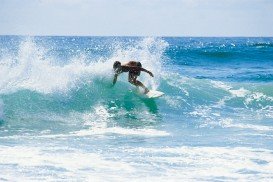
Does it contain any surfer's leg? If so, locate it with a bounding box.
[128,73,149,93]
[135,80,149,94]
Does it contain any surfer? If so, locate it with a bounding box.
[112,61,154,94]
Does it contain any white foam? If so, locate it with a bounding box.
[210,80,273,113]
[73,127,170,137]
[245,92,273,104]
[0,126,170,140]
[163,95,184,108]
[211,80,232,91]
[0,37,167,94]
[0,145,134,181]
[1,145,272,181]
[0,38,106,94]
[229,88,250,97]
[219,118,273,131]
[189,105,212,118]
[191,105,273,131]
[74,105,170,137]
[126,146,273,180]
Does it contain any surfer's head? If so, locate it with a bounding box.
[113,61,121,73]
[136,62,142,67]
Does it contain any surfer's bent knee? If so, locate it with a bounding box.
[129,79,137,85]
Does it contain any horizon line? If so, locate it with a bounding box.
[1,34,273,38]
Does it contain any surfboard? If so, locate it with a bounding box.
[145,90,164,98]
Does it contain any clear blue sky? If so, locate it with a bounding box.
[0,0,273,36]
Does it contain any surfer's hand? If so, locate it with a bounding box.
[148,71,154,77]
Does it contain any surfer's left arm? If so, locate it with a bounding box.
[113,73,118,85]
[139,68,154,77]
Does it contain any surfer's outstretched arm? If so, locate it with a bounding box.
[140,67,154,77]
[128,74,149,94]
[113,73,118,85]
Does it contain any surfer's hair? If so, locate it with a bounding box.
[136,62,142,67]
[113,61,121,70]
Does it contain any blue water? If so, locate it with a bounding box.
[0,36,273,181]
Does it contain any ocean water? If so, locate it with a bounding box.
[0,36,273,181]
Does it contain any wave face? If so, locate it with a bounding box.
[0,36,273,180]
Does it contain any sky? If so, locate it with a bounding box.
[0,0,273,36]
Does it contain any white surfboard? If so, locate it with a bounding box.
[145,90,164,98]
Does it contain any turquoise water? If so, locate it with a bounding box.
[0,36,273,181]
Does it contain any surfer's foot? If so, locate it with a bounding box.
[144,89,149,94]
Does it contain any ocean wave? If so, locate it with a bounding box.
[0,37,272,134]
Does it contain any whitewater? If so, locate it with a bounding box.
[0,36,273,181]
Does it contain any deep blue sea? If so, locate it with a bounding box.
[0,36,273,181]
